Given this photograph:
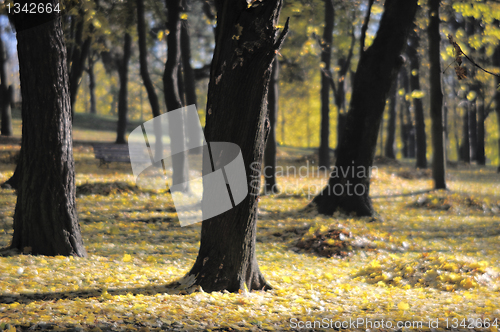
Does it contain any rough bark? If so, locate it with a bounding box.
[186,0,288,292]
[164,0,190,192]
[407,26,427,168]
[115,32,132,144]
[384,80,397,159]
[312,0,417,216]
[318,0,334,168]
[9,5,87,256]
[264,58,279,194]
[428,0,446,189]
[0,33,13,136]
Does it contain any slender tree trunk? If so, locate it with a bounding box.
[164,0,190,192]
[312,0,418,216]
[407,26,427,168]
[428,0,446,189]
[264,58,279,194]
[180,15,202,152]
[10,8,87,256]
[88,53,97,115]
[68,14,91,117]
[115,32,132,144]
[318,0,334,168]
[494,43,500,172]
[186,0,288,292]
[460,105,471,163]
[476,96,485,165]
[385,80,397,159]
[0,33,13,136]
[399,66,415,158]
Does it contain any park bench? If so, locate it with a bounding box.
[92,143,151,166]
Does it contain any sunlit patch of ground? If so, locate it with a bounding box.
[1,143,500,331]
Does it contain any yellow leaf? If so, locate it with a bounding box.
[122,254,132,262]
[398,302,410,310]
[282,276,291,283]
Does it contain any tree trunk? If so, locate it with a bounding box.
[428,0,446,189]
[180,15,202,152]
[318,0,334,168]
[10,7,87,257]
[460,106,471,163]
[385,79,397,159]
[115,32,132,144]
[88,53,97,115]
[494,43,500,172]
[399,66,415,158]
[68,15,91,118]
[0,33,13,136]
[185,0,288,292]
[407,26,427,168]
[476,97,485,165]
[312,0,417,217]
[264,58,279,194]
[164,0,189,192]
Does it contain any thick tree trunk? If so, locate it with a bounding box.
[164,0,189,192]
[186,0,287,292]
[318,0,334,168]
[385,80,397,159]
[10,7,87,256]
[88,53,97,115]
[312,0,417,216]
[407,27,427,168]
[264,58,279,194]
[115,33,132,144]
[0,33,13,136]
[428,0,446,189]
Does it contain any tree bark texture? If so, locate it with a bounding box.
[186,0,288,292]
[10,6,87,257]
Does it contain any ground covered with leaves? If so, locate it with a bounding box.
[1,142,500,331]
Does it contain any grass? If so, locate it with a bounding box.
[0,116,499,331]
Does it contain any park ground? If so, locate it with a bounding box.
[0,112,500,331]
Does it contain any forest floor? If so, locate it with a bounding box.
[0,113,500,331]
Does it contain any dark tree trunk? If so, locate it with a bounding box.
[318,0,334,168]
[164,0,189,192]
[312,0,417,217]
[68,14,91,117]
[428,0,446,189]
[0,33,13,136]
[180,15,202,151]
[399,66,415,158]
[469,101,477,161]
[476,97,485,165]
[460,106,471,163]
[385,80,397,159]
[115,32,132,144]
[185,0,288,292]
[264,58,279,194]
[407,26,427,168]
[9,6,87,256]
[87,53,97,115]
[494,44,500,172]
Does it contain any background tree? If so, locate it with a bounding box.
[318,0,334,169]
[312,0,418,217]
[428,0,446,189]
[185,0,288,292]
[9,1,87,256]
[264,58,279,194]
[384,79,397,159]
[0,30,12,136]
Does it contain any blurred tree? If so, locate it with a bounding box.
[9,0,87,256]
[384,79,397,159]
[428,0,446,189]
[312,0,418,216]
[0,31,13,136]
[264,58,279,194]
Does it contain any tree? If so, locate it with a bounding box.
[407,25,427,168]
[494,44,500,173]
[8,1,87,256]
[318,0,334,169]
[312,0,418,217]
[263,58,279,194]
[399,66,416,158]
[115,31,132,144]
[428,0,446,189]
[384,79,397,159]
[0,31,13,136]
[184,0,288,292]
[164,0,190,192]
